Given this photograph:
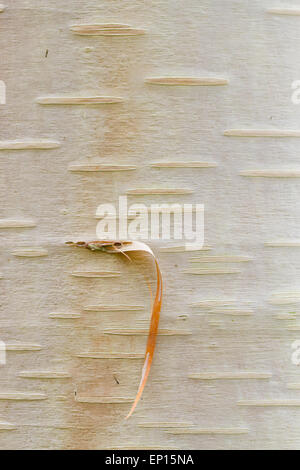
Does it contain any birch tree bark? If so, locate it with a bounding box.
[1,0,300,449]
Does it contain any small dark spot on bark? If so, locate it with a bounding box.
[45,49,48,58]
[113,375,120,384]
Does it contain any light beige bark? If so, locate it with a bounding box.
[1,0,300,450]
